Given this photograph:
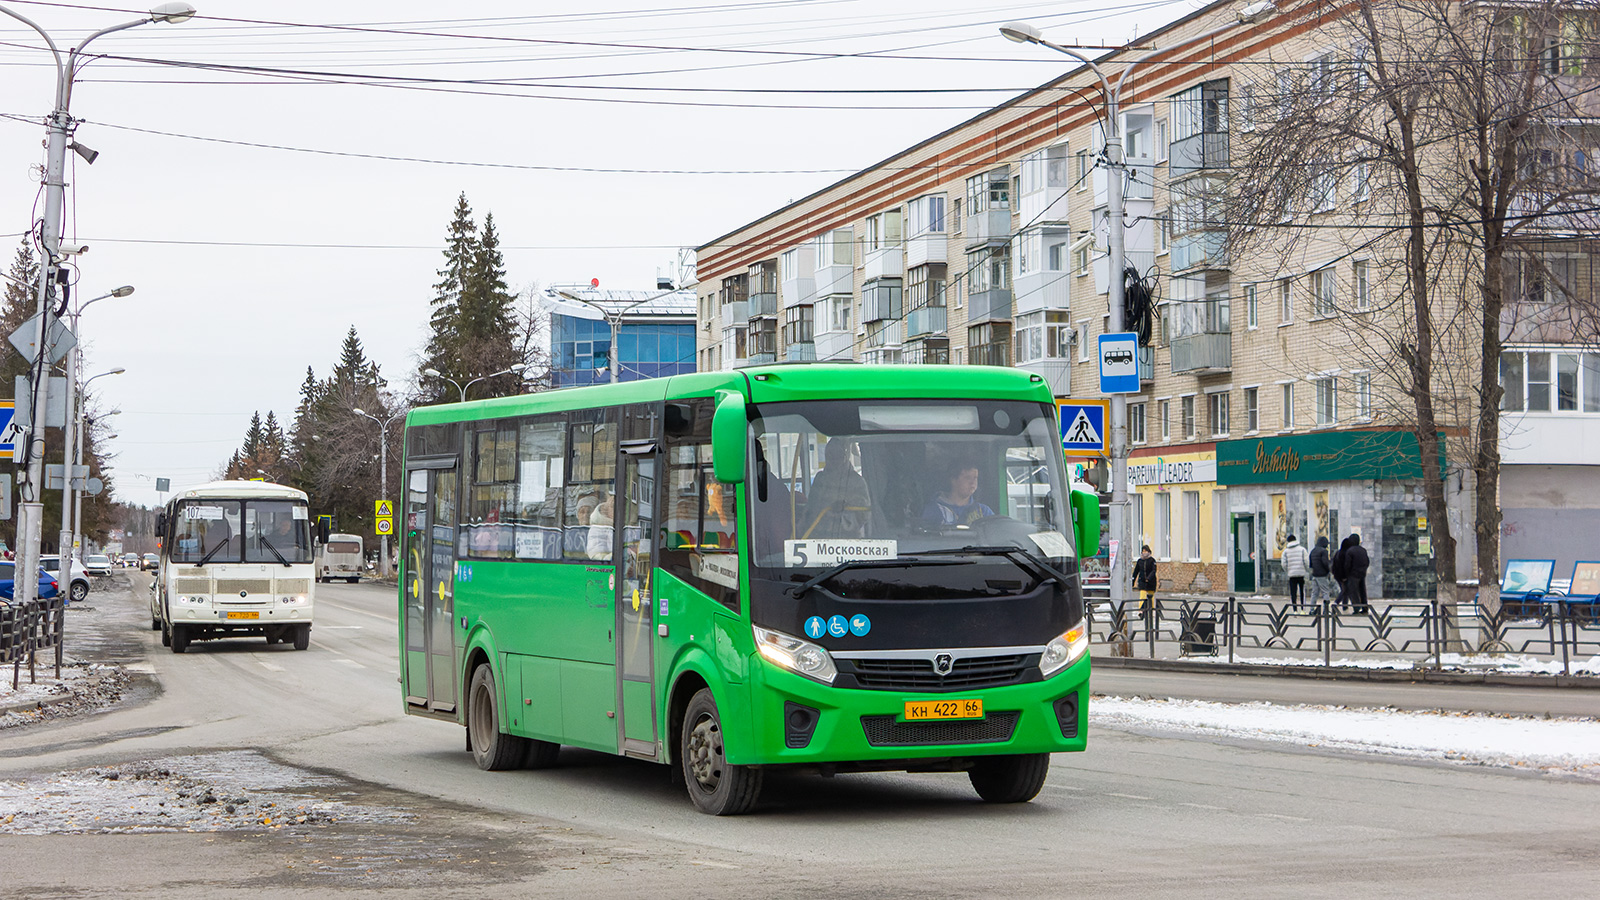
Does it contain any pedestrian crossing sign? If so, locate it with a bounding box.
[1057,399,1109,456]
[374,500,393,518]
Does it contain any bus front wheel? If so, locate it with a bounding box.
[292,624,310,651]
[468,663,529,771]
[170,626,190,654]
[681,689,762,815]
[968,753,1051,803]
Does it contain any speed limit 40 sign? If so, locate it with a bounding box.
[375,516,394,535]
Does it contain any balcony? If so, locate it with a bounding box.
[862,279,902,323]
[969,340,1011,367]
[719,299,747,322]
[785,341,816,361]
[1017,358,1069,396]
[966,288,1013,325]
[814,261,852,298]
[1169,131,1229,179]
[1093,250,1156,297]
[814,330,854,362]
[748,292,778,319]
[907,232,947,267]
[781,275,815,309]
[1092,156,1156,206]
[1014,270,1071,316]
[905,337,950,365]
[864,246,903,281]
[1170,331,1232,374]
[966,208,1012,247]
[906,305,947,337]
[1171,231,1227,272]
[1138,345,1154,382]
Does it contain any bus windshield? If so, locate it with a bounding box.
[747,398,1073,574]
[170,499,312,564]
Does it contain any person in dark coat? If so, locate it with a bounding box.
[1132,544,1158,620]
[1307,535,1335,607]
[1343,533,1371,614]
[1331,536,1353,608]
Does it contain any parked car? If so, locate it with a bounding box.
[40,555,91,604]
[85,554,113,576]
[0,562,60,601]
[142,553,160,571]
[122,552,140,568]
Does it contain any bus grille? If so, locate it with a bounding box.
[216,579,273,596]
[276,578,312,595]
[847,655,1033,691]
[860,711,1020,747]
[174,578,212,594]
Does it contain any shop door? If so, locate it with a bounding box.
[615,443,659,757]
[402,462,460,716]
[1232,513,1256,593]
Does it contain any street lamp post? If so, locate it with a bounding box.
[63,368,123,560]
[555,286,680,384]
[352,407,404,578]
[0,2,195,608]
[422,363,527,403]
[57,287,131,563]
[1001,2,1277,623]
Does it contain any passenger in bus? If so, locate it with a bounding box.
[923,459,994,526]
[586,491,614,560]
[802,439,870,538]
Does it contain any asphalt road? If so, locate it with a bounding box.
[1,574,1596,898]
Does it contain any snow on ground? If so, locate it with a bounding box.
[1091,695,1600,779]
[0,662,129,727]
[1177,653,1600,676]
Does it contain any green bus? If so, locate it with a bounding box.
[398,364,1097,814]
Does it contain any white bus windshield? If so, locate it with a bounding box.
[170,499,312,564]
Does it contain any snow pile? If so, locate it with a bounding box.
[0,663,128,726]
[1178,653,1600,675]
[1091,695,1600,778]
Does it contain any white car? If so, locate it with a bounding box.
[40,555,91,604]
[85,554,113,576]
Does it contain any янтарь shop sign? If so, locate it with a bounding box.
[1216,430,1428,485]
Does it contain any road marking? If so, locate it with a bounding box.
[258,660,285,672]
[124,662,156,674]
[1259,813,1311,822]
[1106,792,1155,801]
[690,860,742,869]
[1180,802,1229,811]
[319,625,365,629]
[334,658,365,668]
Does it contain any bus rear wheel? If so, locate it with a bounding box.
[968,753,1051,803]
[681,689,762,815]
[468,663,529,771]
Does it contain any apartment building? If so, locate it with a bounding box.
[693,0,1599,598]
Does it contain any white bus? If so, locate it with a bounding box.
[315,533,364,583]
[153,480,316,653]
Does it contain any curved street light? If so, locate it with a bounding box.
[352,407,407,578]
[422,363,528,403]
[0,1,195,604]
[998,1,1277,624]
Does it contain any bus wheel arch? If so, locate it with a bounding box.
[679,686,763,815]
[466,661,529,771]
[666,670,711,770]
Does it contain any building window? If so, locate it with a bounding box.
[1014,310,1070,363]
[1183,491,1202,561]
[1315,376,1338,425]
[819,228,853,267]
[1278,278,1293,324]
[966,168,1011,214]
[1075,149,1089,189]
[1351,161,1371,202]
[864,210,903,252]
[1212,489,1229,562]
[1281,382,1295,429]
[1245,283,1259,328]
[966,246,1012,293]
[1076,320,1090,362]
[783,304,813,346]
[1237,84,1255,132]
[967,322,1012,367]
[827,295,852,333]
[907,263,947,311]
[1159,399,1171,440]
[1181,395,1196,439]
[1155,492,1172,558]
[1073,244,1090,276]
[1171,79,1229,142]
[1353,372,1371,419]
[1353,260,1371,310]
[1209,391,1230,437]
[908,194,946,236]
[1155,119,1170,158]
[1311,267,1337,318]
[1130,402,1147,444]
[1244,386,1259,432]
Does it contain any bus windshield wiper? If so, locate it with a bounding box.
[195,540,229,567]
[787,557,968,598]
[916,545,1076,589]
[258,536,292,567]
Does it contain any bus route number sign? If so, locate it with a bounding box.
[904,698,984,721]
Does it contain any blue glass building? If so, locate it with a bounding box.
[547,285,698,387]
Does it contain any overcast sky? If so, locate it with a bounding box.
[0,0,1200,507]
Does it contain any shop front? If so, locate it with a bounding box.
[1216,430,1443,599]
[1127,445,1227,594]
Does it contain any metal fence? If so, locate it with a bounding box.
[1089,595,1600,676]
[0,597,65,689]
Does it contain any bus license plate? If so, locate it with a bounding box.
[904,699,983,721]
[225,611,259,620]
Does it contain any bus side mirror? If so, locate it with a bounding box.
[154,513,166,537]
[711,390,747,484]
[1069,485,1101,560]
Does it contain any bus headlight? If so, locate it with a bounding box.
[1038,620,1089,678]
[280,595,307,605]
[753,625,837,685]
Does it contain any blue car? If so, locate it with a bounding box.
[0,561,60,602]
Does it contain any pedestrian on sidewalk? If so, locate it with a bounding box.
[1332,536,1353,608]
[1282,534,1309,609]
[1308,535,1335,608]
[1132,545,1158,621]
[1343,533,1371,614]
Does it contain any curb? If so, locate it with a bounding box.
[0,692,77,716]
[1090,654,1600,688]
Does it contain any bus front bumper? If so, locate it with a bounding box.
[736,656,1089,766]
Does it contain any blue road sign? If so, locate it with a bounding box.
[0,401,15,460]
[1098,332,1141,394]
[1057,399,1108,455]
